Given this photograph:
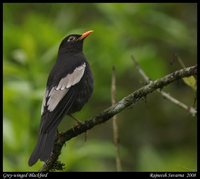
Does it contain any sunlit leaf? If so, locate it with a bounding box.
[182,76,197,91]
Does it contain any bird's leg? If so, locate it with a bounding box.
[69,115,88,141]
[56,129,59,138]
[55,130,67,147]
[69,114,83,125]
[84,130,88,142]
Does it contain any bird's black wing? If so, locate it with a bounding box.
[28,62,86,166]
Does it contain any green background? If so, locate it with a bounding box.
[3,3,197,171]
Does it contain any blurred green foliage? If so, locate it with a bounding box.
[3,3,197,171]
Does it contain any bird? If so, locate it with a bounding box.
[28,30,94,166]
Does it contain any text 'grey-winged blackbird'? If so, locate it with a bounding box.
[28,30,94,166]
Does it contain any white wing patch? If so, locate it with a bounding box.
[41,63,86,114]
[56,63,86,90]
[47,87,69,112]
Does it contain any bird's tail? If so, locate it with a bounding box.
[28,128,57,166]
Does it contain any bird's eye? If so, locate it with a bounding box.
[67,36,76,42]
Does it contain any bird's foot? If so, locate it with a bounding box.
[69,115,88,141]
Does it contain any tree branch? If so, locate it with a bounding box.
[131,55,197,117]
[40,65,197,171]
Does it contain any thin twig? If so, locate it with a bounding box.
[40,65,197,171]
[131,55,197,117]
[158,90,197,116]
[175,54,186,68]
[111,66,122,171]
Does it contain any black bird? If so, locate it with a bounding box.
[28,30,94,166]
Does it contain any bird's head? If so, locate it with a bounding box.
[59,30,93,53]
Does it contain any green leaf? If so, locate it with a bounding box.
[182,76,196,91]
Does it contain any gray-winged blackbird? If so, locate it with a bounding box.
[28,30,94,166]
